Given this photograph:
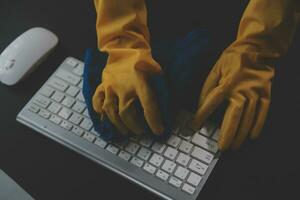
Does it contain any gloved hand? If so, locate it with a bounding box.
[92,50,164,136]
[192,0,298,150]
[92,0,164,135]
[84,28,211,141]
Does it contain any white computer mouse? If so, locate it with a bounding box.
[0,27,58,86]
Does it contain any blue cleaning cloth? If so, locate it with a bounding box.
[83,28,212,141]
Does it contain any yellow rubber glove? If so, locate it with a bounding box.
[92,0,164,135]
[192,0,298,150]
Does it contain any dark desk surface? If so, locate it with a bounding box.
[1,1,300,200]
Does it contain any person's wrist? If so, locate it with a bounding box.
[104,48,162,74]
[101,33,151,51]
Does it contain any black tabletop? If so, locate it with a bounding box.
[1,1,300,200]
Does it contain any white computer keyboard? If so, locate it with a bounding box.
[17,57,220,200]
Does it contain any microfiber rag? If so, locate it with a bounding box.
[83,28,212,141]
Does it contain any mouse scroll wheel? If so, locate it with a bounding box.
[4,59,15,70]
[0,56,14,70]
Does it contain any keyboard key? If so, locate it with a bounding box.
[38,109,50,119]
[73,64,84,76]
[174,166,189,180]
[125,142,140,155]
[114,139,129,148]
[178,128,193,140]
[182,184,195,195]
[143,163,156,174]
[62,96,75,108]
[188,159,208,175]
[69,113,83,125]
[151,142,166,154]
[72,101,86,113]
[79,118,93,131]
[156,169,169,181]
[28,104,40,113]
[169,176,182,188]
[212,129,220,141]
[192,133,218,153]
[167,135,181,148]
[66,58,78,67]
[40,86,55,97]
[178,135,192,141]
[176,153,191,167]
[47,102,62,114]
[71,126,84,136]
[164,147,178,160]
[66,86,80,97]
[55,70,81,86]
[187,172,202,187]
[34,95,51,108]
[78,80,83,89]
[90,128,99,136]
[49,115,62,125]
[106,144,119,154]
[94,138,107,148]
[162,160,176,173]
[139,136,153,148]
[191,146,214,164]
[83,108,89,117]
[51,91,65,103]
[113,139,129,149]
[178,140,193,154]
[60,120,73,130]
[149,153,164,167]
[58,107,73,119]
[48,77,69,91]
[130,157,144,167]
[76,91,85,102]
[137,147,152,161]
[118,150,131,161]
[82,132,96,142]
[199,122,215,137]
